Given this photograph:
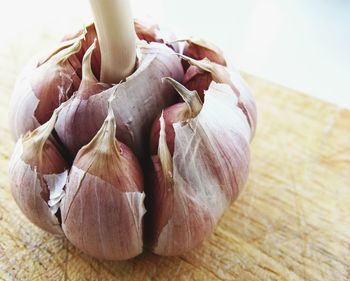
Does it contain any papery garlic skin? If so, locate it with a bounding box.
[56,42,184,158]
[181,56,257,137]
[62,166,145,260]
[62,24,101,79]
[182,38,227,70]
[134,18,179,52]
[9,137,67,235]
[183,65,212,100]
[9,41,82,141]
[149,77,202,156]
[151,82,251,256]
[61,103,146,260]
[149,103,187,156]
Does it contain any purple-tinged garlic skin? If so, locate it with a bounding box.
[150,82,251,256]
[9,41,82,141]
[149,77,202,156]
[9,135,68,235]
[181,56,257,137]
[181,37,227,71]
[183,38,227,66]
[183,65,212,100]
[61,106,145,260]
[56,42,184,158]
[149,103,188,156]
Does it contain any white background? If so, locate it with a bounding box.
[1,0,349,108]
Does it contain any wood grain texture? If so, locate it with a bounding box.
[0,58,350,280]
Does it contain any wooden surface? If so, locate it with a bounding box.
[1,62,350,280]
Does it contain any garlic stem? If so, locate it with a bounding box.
[82,38,98,82]
[162,77,202,118]
[89,0,137,83]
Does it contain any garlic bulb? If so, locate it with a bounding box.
[9,103,70,234]
[61,97,145,260]
[150,81,251,255]
[9,0,257,261]
[9,38,82,141]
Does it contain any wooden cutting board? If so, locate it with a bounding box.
[0,65,349,279]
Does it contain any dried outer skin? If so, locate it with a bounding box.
[9,59,41,140]
[9,52,81,141]
[149,103,188,156]
[182,38,227,70]
[183,65,212,100]
[134,18,161,43]
[134,18,179,52]
[183,61,257,137]
[9,139,67,234]
[228,69,257,138]
[65,24,101,80]
[31,55,81,124]
[61,139,146,260]
[55,42,184,158]
[151,82,251,256]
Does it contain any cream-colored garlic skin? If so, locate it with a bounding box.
[9,137,67,235]
[56,42,184,158]
[61,105,146,260]
[151,82,251,256]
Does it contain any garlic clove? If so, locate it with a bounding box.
[134,18,160,43]
[150,111,216,256]
[69,24,102,80]
[181,55,257,137]
[149,77,202,156]
[9,38,83,141]
[9,103,70,234]
[183,65,213,100]
[181,37,227,71]
[55,39,111,155]
[150,81,251,256]
[61,100,145,260]
[149,103,187,156]
[31,40,82,124]
[134,18,179,52]
[56,42,183,159]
